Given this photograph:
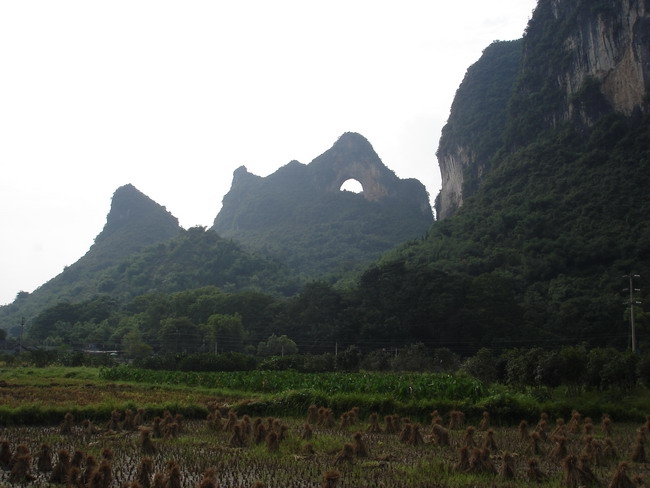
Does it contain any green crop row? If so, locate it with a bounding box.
[98,366,486,402]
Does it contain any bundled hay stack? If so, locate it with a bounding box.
[433,424,450,447]
[526,457,548,483]
[499,451,516,480]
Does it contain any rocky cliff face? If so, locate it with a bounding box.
[435,41,523,220]
[552,0,650,120]
[309,132,432,215]
[437,146,473,220]
[436,0,650,219]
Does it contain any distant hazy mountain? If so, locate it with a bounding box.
[0,135,434,329]
[0,184,294,329]
[212,132,434,277]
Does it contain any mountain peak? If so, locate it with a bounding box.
[332,131,374,151]
[212,133,433,277]
[88,184,181,264]
[102,184,176,231]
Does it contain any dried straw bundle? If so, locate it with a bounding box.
[432,424,450,447]
[307,404,318,425]
[334,443,355,465]
[136,456,154,488]
[36,443,53,472]
[140,427,157,455]
[197,468,219,488]
[353,432,369,457]
[60,412,75,435]
[478,411,490,431]
[49,448,71,484]
[631,430,646,463]
[366,412,382,433]
[462,426,476,448]
[321,470,341,488]
[526,457,548,483]
[408,424,425,447]
[499,451,516,480]
[449,410,465,430]
[8,444,33,484]
[608,462,635,488]
[483,428,498,451]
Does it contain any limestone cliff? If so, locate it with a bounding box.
[551,0,650,120]
[436,0,650,219]
[515,0,650,129]
[436,41,523,219]
[212,132,433,276]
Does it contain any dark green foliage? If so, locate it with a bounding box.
[637,352,650,387]
[462,348,497,384]
[391,113,650,351]
[495,345,641,392]
[437,39,523,205]
[257,353,335,373]
[4,1,650,374]
[176,352,258,372]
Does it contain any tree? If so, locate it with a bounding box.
[336,345,361,372]
[360,349,393,371]
[122,329,152,360]
[432,347,461,373]
[391,343,433,372]
[257,334,298,357]
[205,313,245,353]
[159,317,202,354]
[463,348,497,383]
[28,302,79,343]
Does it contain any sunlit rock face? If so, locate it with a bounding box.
[549,0,650,122]
[436,1,650,220]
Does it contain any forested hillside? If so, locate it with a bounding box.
[2,0,649,363]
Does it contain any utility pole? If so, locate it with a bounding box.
[623,273,641,353]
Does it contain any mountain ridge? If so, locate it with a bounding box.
[212,132,433,277]
[0,133,433,330]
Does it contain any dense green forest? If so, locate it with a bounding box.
[2,0,649,374]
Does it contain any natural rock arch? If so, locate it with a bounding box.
[317,133,398,201]
[325,161,393,201]
[340,178,363,193]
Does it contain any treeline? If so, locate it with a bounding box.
[16,250,646,362]
[4,343,650,394]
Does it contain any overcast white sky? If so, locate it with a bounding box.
[0,1,537,306]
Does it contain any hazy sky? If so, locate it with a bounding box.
[0,1,537,306]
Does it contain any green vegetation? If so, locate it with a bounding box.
[1,363,650,424]
[1,1,649,412]
[437,39,523,203]
[3,340,650,424]
[0,365,649,487]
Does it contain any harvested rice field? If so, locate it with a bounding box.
[0,406,649,487]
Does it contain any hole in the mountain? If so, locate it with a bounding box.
[340,178,363,193]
